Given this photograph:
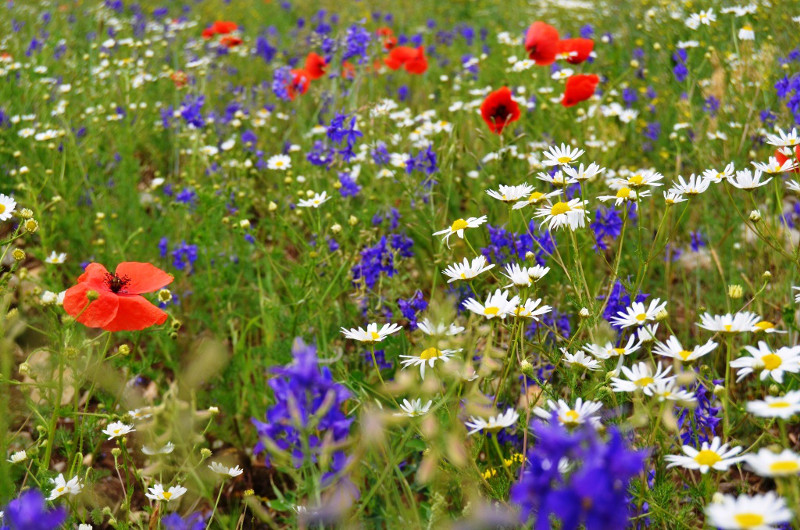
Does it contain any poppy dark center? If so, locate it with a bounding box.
[105,273,132,294]
[493,104,510,121]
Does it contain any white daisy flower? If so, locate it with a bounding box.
[145,484,187,502]
[696,311,760,334]
[103,421,135,440]
[267,154,292,170]
[705,492,793,530]
[746,391,800,419]
[610,298,667,328]
[464,407,519,435]
[642,378,696,403]
[670,173,711,196]
[142,442,175,455]
[562,162,604,182]
[534,199,590,231]
[598,186,649,205]
[44,251,67,264]
[47,473,83,500]
[654,336,718,362]
[7,450,26,463]
[610,361,674,393]
[395,398,433,417]
[399,347,460,378]
[765,127,800,147]
[432,215,487,247]
[584,335,641,360]
[665,436,742,474]
[297,191,331,208]
[637,323,659,342]
[728,168,772,190]
[751,319,786,334]
[442,256,495,283]
[463,289,520,320]
[752,156,797,174]
[512,298,552,320]
[0,194,17,222]
[562,349,602,371]
[618,169,664,189]
[533,398,603,427]
[730,342,800,383]
[511,189,561,210]
[542,143,584,167]
[208,462,244,477]
[745,448,800,478]
[501,263,544,288]
[663,190,687,205]
[340,322,402,343]
[417,318,464,336]
[536,170,577,186]
[485,183,535,203]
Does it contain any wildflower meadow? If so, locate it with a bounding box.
[2,0,800,528]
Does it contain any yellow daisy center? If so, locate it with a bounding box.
[678,350,693,361]
[484,306,500,316]
[754,321,775,331]
[733,514,764,528]
[613,348,626,356]
[563,410,580,424]
[57,486,65,492]
[761,353,782,371]
[723,324,733,332]
[0,204,5,214]
[528,191,544,202]
[694,450,721,467]
[550,201,571,216]
[370,331,381,341]
[419,347,442,360]
[628,175,644,186]
[450,218,468,231]
[557,156,572,164]
[616,187,632,199]
[634,376,654,387]
[769,460,799,474]
[635,313,647,322]
[162,491,172,500]
[460,273,467,279]
[768,401,790,408]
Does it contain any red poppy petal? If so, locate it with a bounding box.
[76,262,109,286]
[525,21,560,65]
[63,283,119,328]
[102,296,168,332]
[114,262,174,294]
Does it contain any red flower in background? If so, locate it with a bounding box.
[525,22,559,65]
[561,74,599,107]
[219,35,242,48]
[377,27,397,50]
[288,69,311,99]
[480,87,520,134]
[342,61,356,79]
[384,46,427,74]
[558,38,594,64]
[202,20,238,39]
[776,146,800,173]
[63,262,173,332]
[304,52,327,80]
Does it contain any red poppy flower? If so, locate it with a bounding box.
[480,87,521,134]
[558,38,594,64]
[384,46,418,70]
[342,61,356,79]
[63,262,173,332]
[404,46,428,74]
[776,146,800,173]
[304,52,327,80]
[524,21,560,65]
[561,74,599,107]
[288,69,311,99]
[377,27,397,49]
[219,35,242,48]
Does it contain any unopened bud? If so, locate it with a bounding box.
[579,307,590,318]
[86,290,100,301]
[762,270,772,281]
[24,219,39,233]
[656,309,669,320]
[118,344,131,356]
[12,249,25,261]
[268,201,277,211]
[713,384,725,396]
[749,210,761,222]
[520,359,534,378]
[200,448,212,459]
[348,215,358,226]
[728,284,743,299]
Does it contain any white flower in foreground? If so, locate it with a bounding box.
[654,335,717,362]
[513,298,552,320]
[209,462,244,477]
[705,492,792,530]
[702,163,735,184]
[533,398,603,427]
[463,289,520,320]
[442,256,495,283]
[752,156,797,174]
[730,341,800,383]
[642,378,696,403]
[610,362,673,393]
[44,251,67,264]
[267,154,291,170]
[0,194,17,222]
[665,436,742,474]
[746,392,800,419]
[145,484,187,502]
[465,408,519,435]
[562,162,604,182]
[417,318,464,336]
[432,216,487,247]
[297,191,331,208]
[542,143,584,166]
[47,473,82,500]
[395,398,433,417]
[486,183,534,202]
[511,189,560,210]
[534,198,589,231]
[728,168,772,190]
[745,448,800,478]
[103,421,135,440]
[670,173,710,196]
[341,323,402,343]
[610,298,667,328]
[765,127,800,147]
[7,450,26,463]
[562,349,602,371]
[142,442,175,455]
[399,347,461,378]
[697,311,760,334]
[584,335,641,359]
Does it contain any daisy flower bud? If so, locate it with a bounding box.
[111,448,121,457]
[348,215,358,226]
[749,209,761,222]
[19,362,30,375]
[520,359,534,378]
[728,285,743,299]
[118,344,131,356]
[713,384,725,396]
[579,307,590,318]
[331,223,342,233]
[656,309,669,320]
[268,201,278,211]
[158,289,172,303]
[24,219,39,233]
[200,448,212,459]
[19,208,33,219]
[12,249,25,261]
[762,271,772,281]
